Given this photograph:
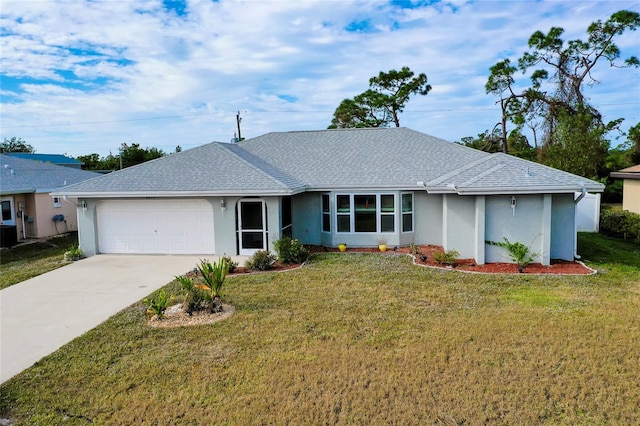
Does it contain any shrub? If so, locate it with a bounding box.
[63,245,83,261]
[196,258,228,313]
[600,210,640,242]
[273,237,310,264]
[487,238,538,272]
[433,250,459,266]
[409,243,420,255]
[246,250,277,271]
[176,274,206,315]
[221,255,239,273]
[144,290,169,320]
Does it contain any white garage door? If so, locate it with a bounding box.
[97,200,215,254]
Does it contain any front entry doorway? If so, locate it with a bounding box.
[238,199,267,255]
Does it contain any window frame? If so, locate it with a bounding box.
[380,194,395,233]
[321,193,331,233]
[334,193,396,234]
[336,194,352,233]
[401,192,414,233]
[53,197,61,208]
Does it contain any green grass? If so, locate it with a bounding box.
[577,231,640,276]
[1,234,639,424]
[0,233,78,290]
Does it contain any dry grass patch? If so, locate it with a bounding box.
[1,242,639,424]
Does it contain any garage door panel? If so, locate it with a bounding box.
[97,200,215,254]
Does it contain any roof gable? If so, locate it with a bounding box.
[56,142,299,196]
[426,153,604,194]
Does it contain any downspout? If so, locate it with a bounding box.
[573,187,587,260]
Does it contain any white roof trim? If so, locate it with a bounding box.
[52,189,299,198]
[426,184,604,195]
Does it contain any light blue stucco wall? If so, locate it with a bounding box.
[442,194,476,259]
[485,194,548,264]
[414,192,443,246]
[295,191,429,249]
[76,198,98,257]
[550,194,575,260]
[291,192,323,246]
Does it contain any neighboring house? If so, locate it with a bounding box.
[610,165,640,214]
[5,153,84,169]
[0,154,100,244]
[55,128,604,265]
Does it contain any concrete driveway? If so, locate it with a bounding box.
[0,254,227,384]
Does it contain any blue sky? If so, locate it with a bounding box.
[1,0,638,157]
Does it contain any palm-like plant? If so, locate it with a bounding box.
[196,258,229,312]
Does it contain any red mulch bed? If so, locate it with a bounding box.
[309,245,595,275]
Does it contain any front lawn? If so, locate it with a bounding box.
[0,233,78,290]
[1,233,639,424]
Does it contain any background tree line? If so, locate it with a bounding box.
[328,9,639,202]
[1,138,174,171]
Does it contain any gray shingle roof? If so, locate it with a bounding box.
[56,142,299,195]
[0,154,99,195]
[426,153,604,194]
[240,127,488,189]
[54,128,604,197]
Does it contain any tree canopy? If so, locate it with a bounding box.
[77,143,165,171]
[1,137,35,153]
[329,66,431,129]
[483,9,639,177]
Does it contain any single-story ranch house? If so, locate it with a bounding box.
[55,128,604,265]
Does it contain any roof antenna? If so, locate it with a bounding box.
[236,110,242,142]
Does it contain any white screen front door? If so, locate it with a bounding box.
[238,200,267,256]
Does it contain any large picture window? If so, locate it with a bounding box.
[354,195,376,232]
[402,193,413,233]
[335,194,395,233]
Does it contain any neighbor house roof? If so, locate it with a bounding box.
[610,164,640,180]
[55,128,605,197]
[5,153,84,167]
[0,154,99,195]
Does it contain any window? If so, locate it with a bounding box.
[380,194,395,232]
[322,194,330,232]
[354,195,376,232]
[335,194,396,233]
[53,197,61,208]
[402,193,413,232]
[1,200,11,222]
[336,195,351,232]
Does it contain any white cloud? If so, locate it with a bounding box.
[1,0,638,156]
